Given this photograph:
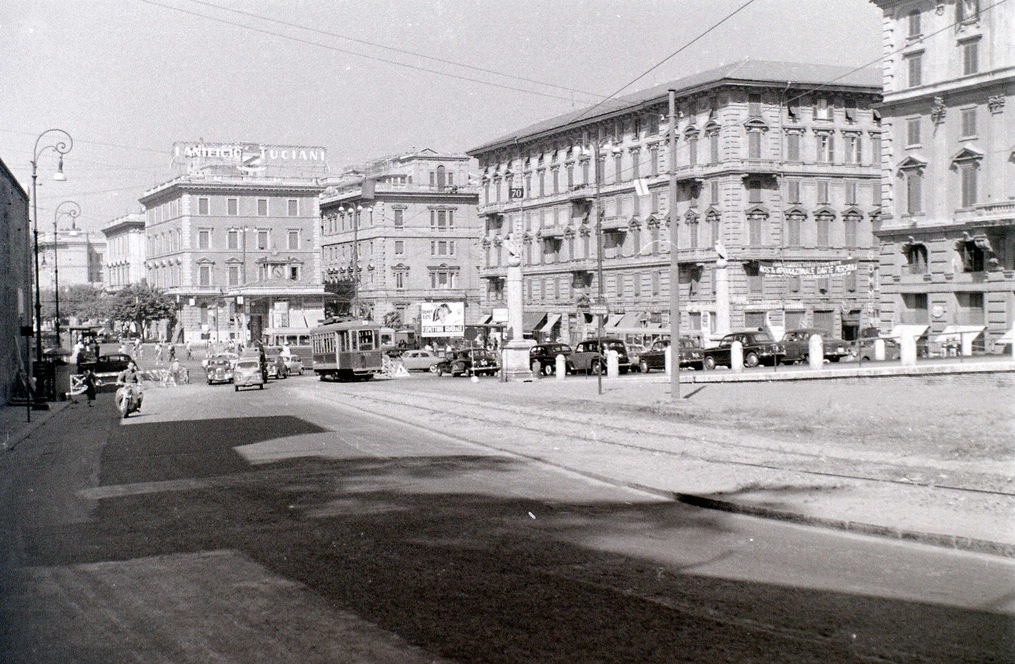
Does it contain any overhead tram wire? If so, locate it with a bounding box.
[180,0,607,103]
[137,0,611,106]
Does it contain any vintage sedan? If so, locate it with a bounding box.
[637,338,704,373]
[77,352,134,388]
[205,356,234,384]
[702,331,785,369]
[780,328,852,364]
[528,343,574,376]
[398,349,441,372]
[263,348,289,379]
[233,358,265,391]
[435,349,500,377]
[571,338,631,374]
[283,354,305,376]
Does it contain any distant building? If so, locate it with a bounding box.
[101,213,146,291]
[37,227,106,291]
[318,149,482,330]
[138,141,329,344]
[468,60,883,345]
[0,156,31,403]
[870,0,1015,353]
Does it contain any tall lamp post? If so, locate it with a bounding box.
[30,128,72,400]
[52,200,81,348]
[667,89,681,400]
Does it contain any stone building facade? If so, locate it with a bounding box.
[468,60,883,345]
[1,157,32,403]
[319,149,482,330]
[870,0,1015,353]
[138,142,328,344]
[101,213,146,291]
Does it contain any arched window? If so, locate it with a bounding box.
[906,243,928,274]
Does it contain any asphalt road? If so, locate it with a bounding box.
[1,376,1013,663]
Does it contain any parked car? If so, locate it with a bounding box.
[637,337,704,373]
[702,331,785,369]
[780,328,852,364]
[283,354,305,376]
[626,343,647,370]
[205,356,234,385]
[201,351,237,370]
[263,347,289,379]
[435,349,500,377]
[233,358,265,391]
[398,349,441,372]
[854,334,902,361]
[571,338,631,374]
[529,343,574,376]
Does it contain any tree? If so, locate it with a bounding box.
[108,283,177,339]
[40,285,111,323]
[382,311,402,329]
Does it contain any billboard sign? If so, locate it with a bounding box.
[171,142,330,178]
[420,301,465,338]
[757,258,858,277]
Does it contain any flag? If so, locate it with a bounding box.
[633,178,650,198]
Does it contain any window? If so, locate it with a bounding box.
[814,97,832,120]
[394,240,404,256]
[748,212,764,245]
[288,265,301,281]
[906,118,921,146]
[960,108,977,138]
[748,131,762,159]
[906,244,928,274]
[845,135,861,164]
[287,230,300,250]
[394,270,406,290]
[710,181,720,205]
[845,182,857,205]
[963,40,979,75]
[227,229,240,250]
[748,179,763,204]
[817,181,829,205]
[816,213,831,248]
[786,132,800,161]
[956,292,985,325]
[228,265,240,286]
[198,229,211,250]
[745,264,763,295]
[614,153,623,182]
[844,100,857,123]
[256,229,270,250]
[817,133,834,162]
[199,264,212,287]
[787,180,801,203]
[905,169,923,215]
[959,162,978,208]
[957,0,979,23]
[907,53,922,88]
[901,293,928,324]
[959,239,986,271]
[786,212,803,246]
[844,213,859,247]
[257,198,268,216]
[394,208,404,229]
[709,132,720,163]
[287,199,299,216]
[649,145,659,176]
[688,135,698,166]
[871,134,882,165]
[748,93,762,117]
[198,197,210,215]
[227,198,239,216]
[907,10,921,37]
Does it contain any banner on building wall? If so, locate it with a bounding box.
[420,301,465,338]
[758,258,858,277]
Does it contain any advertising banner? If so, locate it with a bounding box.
[172,142,329,178]
[758,258,858,277]
[420,301,465,338]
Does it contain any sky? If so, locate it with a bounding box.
[1,0,883,234]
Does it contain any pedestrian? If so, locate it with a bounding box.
[134,338,143,361]
[168,344,176,362]
[83,369,97,407]
[154,341,163,365]
[167,358,180,387]
[185,340,192,360]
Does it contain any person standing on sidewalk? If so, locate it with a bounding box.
[185,340,192,360]
[154,341,163,365]
[83,370,97,407]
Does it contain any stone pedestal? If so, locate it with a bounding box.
[502,339,536,381]
[503,246,534,381]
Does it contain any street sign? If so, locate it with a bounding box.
[509,187,524,199]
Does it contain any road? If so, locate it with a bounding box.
[2,375,1013,663]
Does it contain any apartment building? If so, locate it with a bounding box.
[101,213,146,291]
[468,60,883,345]
[870,0,1015,353]
[319,149,482,329]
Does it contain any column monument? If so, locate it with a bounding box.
[501,235,534,381]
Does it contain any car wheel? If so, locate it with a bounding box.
[437,366,445,377]
[745,352,760,368]
[234,385,239,392]
[639,359,649,373]
[429,364,438,373]
[703,355,717,371]
[592,361,603,375]
[259,384,264,389]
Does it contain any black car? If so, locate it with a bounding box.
[637,337,704,373]
[435,349,500,377]
[701,331,784,369]
[780,328,851,364]
[78,352,133,387]
[529,343,574,376]
[571,338,631,374]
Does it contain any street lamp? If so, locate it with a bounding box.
[52,200,81,347]
[582,136,607,395]
[30,128,73,400]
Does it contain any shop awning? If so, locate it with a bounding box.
[888,324,929,341]
[931,325,985,344]
[606,313,643,330]
[523,311,546,332]
[478,314,493,325]
[540,313,561,334]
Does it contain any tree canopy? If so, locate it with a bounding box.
[108,283,177,336]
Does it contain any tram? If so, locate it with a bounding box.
[309,319,384,381]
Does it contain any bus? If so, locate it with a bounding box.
[309,319,384,381]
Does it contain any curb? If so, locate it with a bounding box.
[2,401,73,453]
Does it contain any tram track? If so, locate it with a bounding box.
[292,382,1015,501]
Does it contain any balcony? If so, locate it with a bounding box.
[954,201,1015,226]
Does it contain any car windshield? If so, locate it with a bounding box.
[236,360,259,369]
[751,332,774,342]
[603,341,625,351]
